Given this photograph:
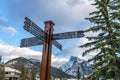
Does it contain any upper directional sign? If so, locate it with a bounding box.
[52,30,84,40]
[24,17,45,41]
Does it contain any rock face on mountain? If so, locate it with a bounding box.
[59,56,92,77]
[5,57,73,78]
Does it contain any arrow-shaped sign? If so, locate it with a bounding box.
[20,37,62,50]
[20,37,43,47]
[52,30,84,40]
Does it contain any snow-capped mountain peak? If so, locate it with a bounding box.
[70,56,83,63]
[59,56,92,77]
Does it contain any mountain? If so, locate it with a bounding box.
[5,57,74,78]
[59,56,92,77]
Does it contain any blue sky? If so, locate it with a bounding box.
[0,0,97,67]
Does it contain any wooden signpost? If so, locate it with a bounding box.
[20,17,85,80]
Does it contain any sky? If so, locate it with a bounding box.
[0,0,97,67]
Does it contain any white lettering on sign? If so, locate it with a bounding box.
[52,31,84,40]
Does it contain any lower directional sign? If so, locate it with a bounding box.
[20,37,62,50]
[52,30,84,40]
[20,37,43,47]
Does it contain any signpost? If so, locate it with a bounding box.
[20,17,85,80]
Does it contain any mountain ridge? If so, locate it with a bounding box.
[5,57,74,78]
[59,56,92,77]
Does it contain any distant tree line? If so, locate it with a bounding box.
[20,64,36,80]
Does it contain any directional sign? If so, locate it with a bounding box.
[23,17,62,50]
[52,30,84,40]
[24,17,45,41]
[20,37,62,50]
[20,37,43,47]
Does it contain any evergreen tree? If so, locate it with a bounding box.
[0,56,5,80]
[80,0,120,79]
[20,64,28,80]
[28,70,36,80]
[77,66,81,80]
[31,71,36,80]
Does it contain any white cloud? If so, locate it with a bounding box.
[4,0,95,32]
[0,17,17,36]
[0,37,97,67]
[0,40,5,44]
[52,55,68,67]
[0,16,8,22]
[0,42,42,61]
[0,26,17,36]
[0,41,68,67]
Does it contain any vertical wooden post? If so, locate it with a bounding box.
[40,20,55,80]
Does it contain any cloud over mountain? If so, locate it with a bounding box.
[0,40,67,67]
